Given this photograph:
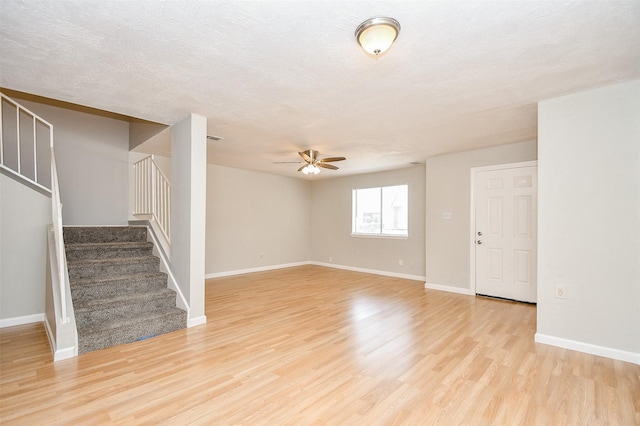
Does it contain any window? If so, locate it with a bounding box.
[352,184,408,237]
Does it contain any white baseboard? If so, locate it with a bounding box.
[535,333,640,365]
[205,261,309,279]
[54,346,77,361]
[43,316,56,353]
[206,261,425,282]
[424,282,475,295]
[0,313,45,328]
[310,261,426,282]
[188,315,207,328]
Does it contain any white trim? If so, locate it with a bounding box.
[0,313,44,328]
[0,165,52,197]
[206,261,425,282]
[139,221,189,313]
[188,315,207,328]
[310,261,425,282]
[469,160,538,295]
[44,316,55,352]
[471,160,538,173]
[53,346,77,361]
[424,282,475,295]
[43,318,76,361]
[205,261,309,279]
[350,233,408,240]
[469,169,477,295]
[535,333,640,365]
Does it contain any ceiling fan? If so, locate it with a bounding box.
[275,149,346,175]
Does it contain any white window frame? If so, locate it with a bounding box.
[351,184,408,238]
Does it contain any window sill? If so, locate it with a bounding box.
[351,233,408,240]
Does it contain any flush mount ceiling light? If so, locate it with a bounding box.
[355,17,401,56]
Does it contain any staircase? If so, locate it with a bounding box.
[64,226,186,353]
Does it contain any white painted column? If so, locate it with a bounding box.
[171,114,207,327]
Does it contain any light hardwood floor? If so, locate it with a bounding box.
[1,265,638,425]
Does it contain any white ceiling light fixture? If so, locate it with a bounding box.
[301,164,320,175]
[355,17,401,56]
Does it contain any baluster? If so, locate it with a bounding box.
[16,105,21,174]
[33,117,38,184]
[0,96,4,165]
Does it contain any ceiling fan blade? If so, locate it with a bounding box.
[297,165,307,172]
[317,163,338,170]
[298,150,312,163]
[318,156,346,163]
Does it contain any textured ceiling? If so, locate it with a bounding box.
[1,1,639,179]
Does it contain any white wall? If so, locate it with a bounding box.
[425,140,537,291]
[537,80,640,362]
[310,166,425,279]
[15,99,130,225]
[205,165,311,276]
[0,173,50,321]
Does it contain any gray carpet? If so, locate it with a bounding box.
[64,226,186,354]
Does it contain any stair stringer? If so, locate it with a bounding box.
[45,225,78,361]
[130,220,190,318]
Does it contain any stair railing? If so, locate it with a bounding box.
[133,155,171,243]
[50,149,70,323]
[0,93,52,194]
[0,93,70,324]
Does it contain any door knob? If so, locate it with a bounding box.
[477,231,482,236]
[477,240,482,245]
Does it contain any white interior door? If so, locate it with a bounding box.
[474,164,537,303]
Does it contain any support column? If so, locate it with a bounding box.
[171,113,207,327]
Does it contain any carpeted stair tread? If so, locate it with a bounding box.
[73,287,176,311]
[70,273,170,304]
[77,309,187,353]
[69,271,168,287]
[77,308,186,335]
[66,256,160,281]
[73,289,178,324]
[65,241,154,250]
[65,241,154,260]
[63,226,148,244]
[67,255,158,267]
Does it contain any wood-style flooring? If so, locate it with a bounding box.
[1,265,638,424]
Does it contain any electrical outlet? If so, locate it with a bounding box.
[399,259,403,266]
[555,284,567,299]
[329,256,333,263]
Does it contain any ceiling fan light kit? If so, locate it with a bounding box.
[355,17,401,56]
[301,164,320,175]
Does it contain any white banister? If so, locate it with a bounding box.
[51,149,69,323]
[133,155,171,243]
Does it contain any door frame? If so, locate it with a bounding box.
[469,160,538,295]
